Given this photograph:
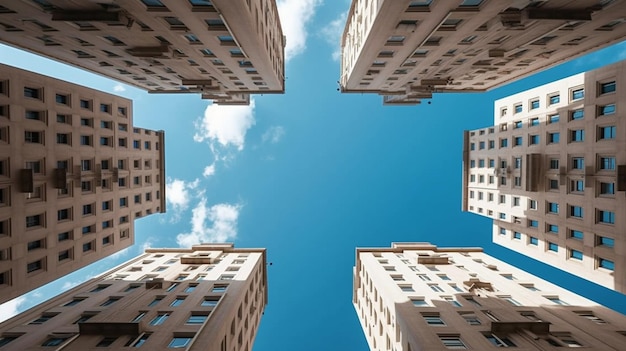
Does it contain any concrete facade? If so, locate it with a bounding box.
[0,0,285,105]
[354,242,626,351]
[0,244,267,351]
[0,63,166,304]
[340,0,626,105]
[463,60,626,294]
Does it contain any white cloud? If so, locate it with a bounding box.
[193,101,256,151]
[320,11,348,61]
[277,0,322,61]
[176,201,241,247]
[113,84,126,92]
[165,178,200,222]
[262,126,286,144]
[0,296,26,323]
[203,163,216,178]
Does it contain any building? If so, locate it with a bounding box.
[0,0,285,105]
[0,63,166,304]
[340,0,626,105]
[0,244,267,351]
[462,60,626,293]
[353,242,626,351]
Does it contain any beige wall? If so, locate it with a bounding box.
[0,244,267,351]
[341,0,626,105]
[0,63,166,304]
[354,243,626,351]
[464,60,626,293]
[0,0,285,105]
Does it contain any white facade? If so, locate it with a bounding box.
[354,243,626,351]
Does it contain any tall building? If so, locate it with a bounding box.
[462,60,625,293]
[0,244,267,351]
[0,0,285,105]
[354,242,626,351]
[340,0,626,105]
[0,63,166,304]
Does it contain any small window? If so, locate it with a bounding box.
[570,249,583,260]
[598,258,615,271]
[439,335,466,349]
[530,99,539,109]
[599,81,616,94]
[571,88,584,100]
[186,314,208,324]
[168,337,192,348]
[149,313,169,325]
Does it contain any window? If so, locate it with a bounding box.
[572,88,584,100]
[570,129,585,142]
[572,157,584,169]
[596,236,614,248]
[26,214,43,228]
[600,182,615,195]
[63,298,84,306]
[570,249,583,260]
[29,313,59,324]
[548,114,560,123]
[201,297,220,307]
[148,297,163,307]
[600,81,616,94]
[598,125,616,140]
[130,333,151,347]
[424,315,446,325]
[502,296,522,306]
[386,35,405,45]
[598,258,615,271]
[42,337,69,347]
[484,333,516,347]
[599,104,616,116]
[529,237,538,246]
[170,297,186,306]
[411,298,429,307]
[570,206,583,218]
[570,230,584,240]
[0,335,20,347]
[443,296,461,307]
[528,220,538,228]
[545,296,568,305]
[597,210,615,224]
[460,312,481,325]
[530,99,539,109]
[530,118,539,126]
[439,335,466,349]
[548,132,559,143]
[514,104,522,113]
[514,120,523,129]
[24,131,43,144]
[513,232,521,240]
[571,109,584,120]
[24,87,41,99]
[547,202,559,214]
[548,242,559,252]
[168,337,192,348]
[599,156,616,170]
[187,314,208,324]
[149,313,169,325]
[212,284,227,292]
[575,311,606,324]
[500,138,508,147]
[100,297,119,306]
[548,224,558,234]
[530,134,539,145]
[513,136,522,146]
[549,94,560,104]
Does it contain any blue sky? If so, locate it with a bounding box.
[2,1,626,349]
